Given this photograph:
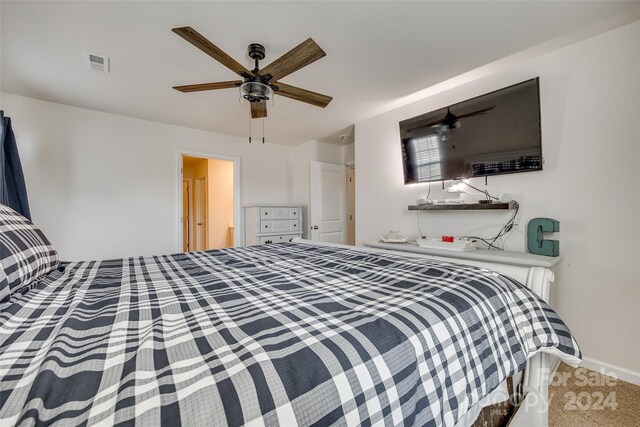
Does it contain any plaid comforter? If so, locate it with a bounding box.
[0,242,580,426]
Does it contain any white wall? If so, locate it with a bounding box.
[288,139,345,237]
[0,93,341,260]
[355,21,640,378]
[207,158,234,248]
[342,143,355,165]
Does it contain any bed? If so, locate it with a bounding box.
[0,224,580,427]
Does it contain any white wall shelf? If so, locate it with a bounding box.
[408,201,517,211]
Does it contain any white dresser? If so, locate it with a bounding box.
[244,204,304,245]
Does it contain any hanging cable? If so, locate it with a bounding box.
[449,180,498,201]
[459,202,520,250]
[417,211,424,239]
[463,181,499,201]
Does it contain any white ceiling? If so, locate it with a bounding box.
[2,1,639,146]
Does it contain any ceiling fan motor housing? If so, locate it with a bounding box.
[247,43,266,61]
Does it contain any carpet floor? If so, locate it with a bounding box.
[548,363,640,426]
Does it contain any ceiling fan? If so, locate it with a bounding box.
[172,27,333,119]
[407,106,496,133]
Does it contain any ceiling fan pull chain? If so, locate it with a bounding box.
[248,113,252,143]
[262,118,265,144]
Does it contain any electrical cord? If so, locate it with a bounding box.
[416,182,431,238]
[460,201,519,250]
[463,236,503,250]
[462,181,499,201]
[416,182,514,248]
[489,201,519,248]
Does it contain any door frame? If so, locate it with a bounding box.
[177,150,241,252]
[182,179,193,251]
[346,162,355,245]
[194,175,209,251]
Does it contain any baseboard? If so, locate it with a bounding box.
[580,356,640,386]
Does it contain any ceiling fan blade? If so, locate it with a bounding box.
[251,103,267,119]
[259,38,326,82]
[407,106,496,132]
[273,82,332,108]
[456,106,496,119]
[172,27,250,77]
[173,80,242,93]
[406,119,444,132]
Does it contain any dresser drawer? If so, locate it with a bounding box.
[271,220,290,233]
[260,236,277,244]
[271,207,290,219]
[259,219,298,234]
[260,234,302,244]
[289,208,300,219]
[259,208,271,219]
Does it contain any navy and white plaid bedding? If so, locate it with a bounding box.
[0,204,59,302]
[0,242,580,426]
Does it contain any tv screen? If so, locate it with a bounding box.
[400,78,542,184]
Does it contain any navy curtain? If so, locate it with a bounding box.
[0,110,31,219]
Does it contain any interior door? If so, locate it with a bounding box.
[182,180,191,251]
[309,161,346,244]
[194,177,207,251]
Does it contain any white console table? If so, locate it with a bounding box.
[363,241,561,268]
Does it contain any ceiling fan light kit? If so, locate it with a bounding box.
[172,26,333,131]
[239,82,273,108]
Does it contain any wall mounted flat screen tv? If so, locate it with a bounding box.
[400,78,542,184]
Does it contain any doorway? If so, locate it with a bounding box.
[180,154,238,252]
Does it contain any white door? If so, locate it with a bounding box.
[309,161,346,244]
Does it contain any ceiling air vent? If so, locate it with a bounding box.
[83,51,109,73]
